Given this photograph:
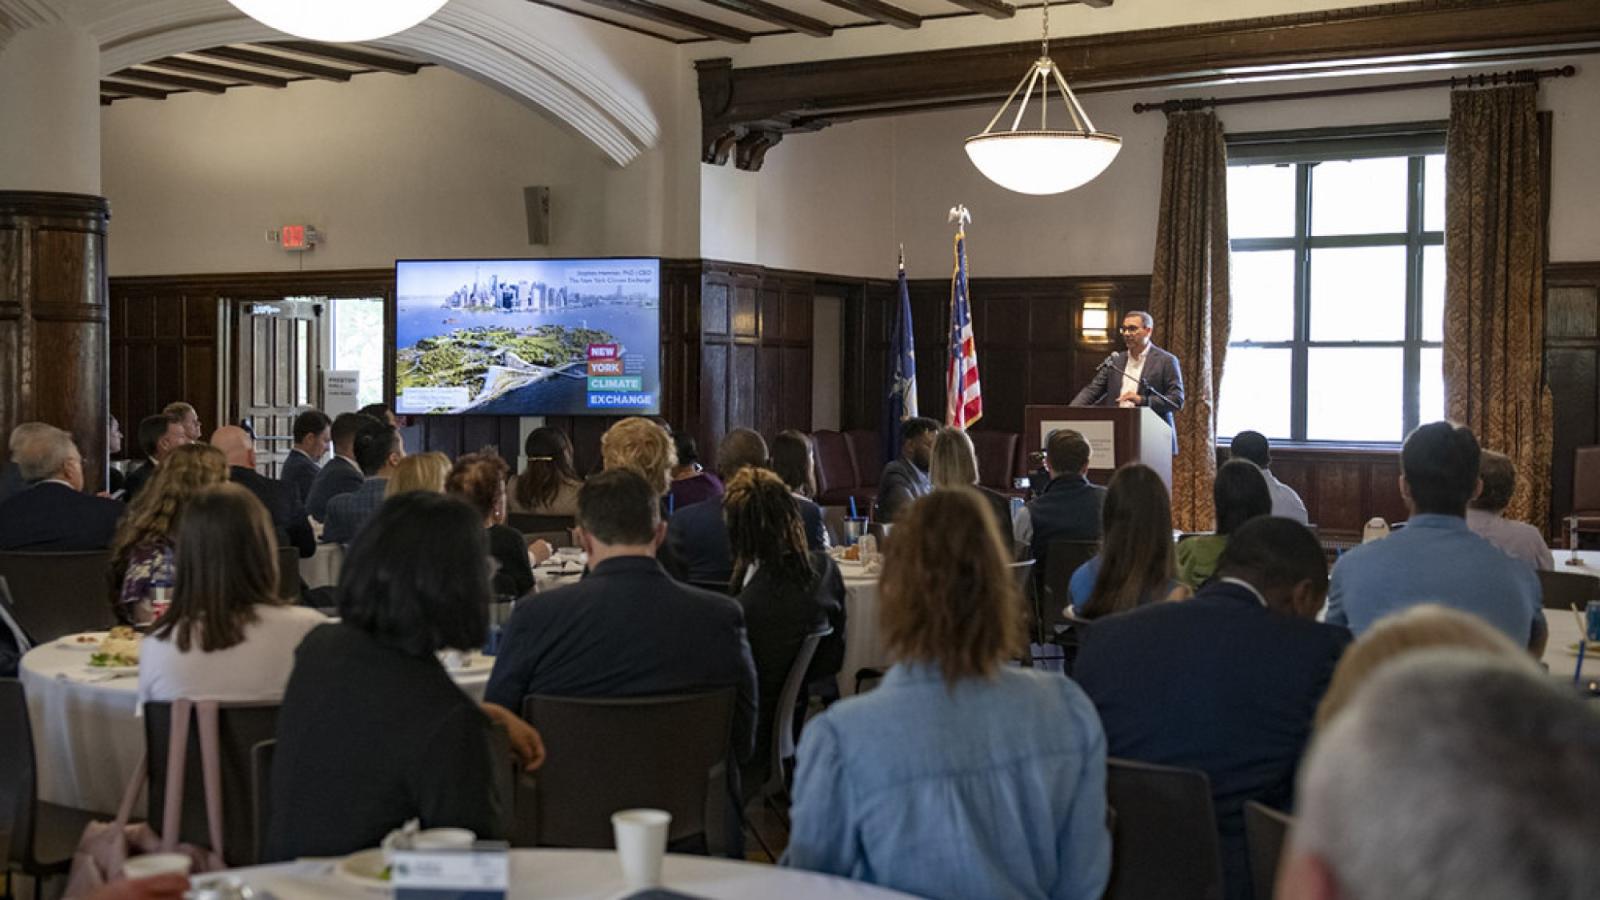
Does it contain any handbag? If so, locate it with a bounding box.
[64,699,230,895]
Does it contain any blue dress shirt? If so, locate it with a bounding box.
[784,663,1111,900]
[1325,513,1544,644]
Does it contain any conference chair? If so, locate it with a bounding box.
[820,506,849,547]
[1007,560,1036,667]
[275,546,301,601]
[250,740,275,866]
[1573,446,1600,546]
[1038,539,1099,639]
[516,690,734,852]
[1245,800,1294,900]
[1104,758,1225,900]
[0,679,102,900]
[1538,569,1600,610]
[0,551,115,645]
[144,701,281,867]
[743,625,831,860]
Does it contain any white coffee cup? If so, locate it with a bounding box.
[412,827,476,850]
[611,808,671,889]
[123,853,193,879]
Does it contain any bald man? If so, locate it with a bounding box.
[211,426,315,558]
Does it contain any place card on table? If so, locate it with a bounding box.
[391,845,509,900]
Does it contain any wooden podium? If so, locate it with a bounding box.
[1023,405,1173,488]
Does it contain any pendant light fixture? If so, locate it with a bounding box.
[226,0,450,42]
[964,0,1121,195]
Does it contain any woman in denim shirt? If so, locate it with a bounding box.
[785,488,1111,900]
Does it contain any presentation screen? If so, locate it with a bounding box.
[394,258,660,416]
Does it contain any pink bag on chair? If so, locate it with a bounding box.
[65,699,230,896]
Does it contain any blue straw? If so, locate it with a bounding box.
[668,494,675,515]
[1576,638,1587,684]
[849,496,859,518]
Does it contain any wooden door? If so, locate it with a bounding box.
[231,298,320,477]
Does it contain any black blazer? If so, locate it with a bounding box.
[305,456,364,522]
[484,556,759,761]
[1074,581,1351,900]
[487,524,534,598]
[122,461,155,504]
[0,462,24,506]
[231,466,315,558]
[278,449,321,507]
[1070,343,1186,431]
[0,481,125,552]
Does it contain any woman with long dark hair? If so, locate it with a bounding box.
[1073,464,1187,620]
[140,483,325,702]
[507,426,582,515]
[1175,459,1272,590]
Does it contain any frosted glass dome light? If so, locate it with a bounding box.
[965,130,1122,195]
[226,0,450,41]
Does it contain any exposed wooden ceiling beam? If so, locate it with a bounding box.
[816,0,920,29]
[944,0,1014,20]
[581,0,753,42]
[695,0,833,36]
[267,41,425,75]
[192,46,354,81]
[147,57,290,88]
[1076,0,1113,7]
[114,67,229,94]
[100,80,171,100]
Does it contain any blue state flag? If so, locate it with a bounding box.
[883,258,919,466]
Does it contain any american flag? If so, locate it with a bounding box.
[946,226,982,428]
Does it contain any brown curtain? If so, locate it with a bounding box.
[1444,84,1552,530]
[1149,111,1231,532]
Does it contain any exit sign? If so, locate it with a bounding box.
[279,225,319,252]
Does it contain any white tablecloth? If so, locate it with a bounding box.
[1542,550,1599,681]
[836,559,885,695]
[19,639,495,814]
[218,849,918,900]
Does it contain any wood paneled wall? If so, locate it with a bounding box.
[1546,261,1600,532]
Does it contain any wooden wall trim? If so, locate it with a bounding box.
[698,0,1600,169]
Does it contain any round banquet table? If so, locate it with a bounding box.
[19,639,495,814]
[835,558,886,696]
[213,849,921,900]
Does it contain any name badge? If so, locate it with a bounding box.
[391,846,509,900]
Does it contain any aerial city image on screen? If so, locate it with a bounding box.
[394,258,661,416]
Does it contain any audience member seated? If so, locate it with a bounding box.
[139,483,326,703]
[448,451,539,599]
[164,401,204,443]
[321,419,405,545]
[123,412,190,503]
[1176,459,1272,590]
[666,428,769,585]
[279,409,330,506]
[785,488,1110,900]
[1279,652,1600,900]
[0,423,29,504]
[386,451,451,497]
[1465,449,1553,571]
[1076,517,1352,900]
[357,402,399,428]
[107,415,126,495]
[1071,463,1187,619]
[769,430,829,549]
[1312,604,1536,730]
[600,417,684,574]
[266,492,544,861]
[484,469,757,768]
[724,468,846,790]
[874,416,938,524]
[929,426,1013,536]
[1326,422,1545,650]
[306,412,372,521]
[668,431,724,511]
[507,426,582,516]
[0,424,124,551]
[1015,428,1106,566]
[211,426,314,558]
[1229,431,1308,524]
[109,444,229,625]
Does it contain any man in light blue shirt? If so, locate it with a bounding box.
[1326,422,1545,650]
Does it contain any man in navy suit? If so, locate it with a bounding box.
[123,412,189,503]
[0,424,125,551]
[306,412,372,522]
[1071,310,1186,434]
[321,418,404,545]
[212,426,316,558]
[279,409,330,507]
[487,468,758,762]
[1074,517,1351,900]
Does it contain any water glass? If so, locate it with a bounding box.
[843,517,868,546]
[1587,601,1600,643]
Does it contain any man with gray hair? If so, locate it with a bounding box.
[1278,651,1600,900]
[0,423,125,551]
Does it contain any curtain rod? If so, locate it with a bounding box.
[1131,65,1577,115]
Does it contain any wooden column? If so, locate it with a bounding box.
[0,192,111,491]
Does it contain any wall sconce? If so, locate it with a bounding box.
[1080,299,1111,343]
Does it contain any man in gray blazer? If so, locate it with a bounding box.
[1071,311,1185,434]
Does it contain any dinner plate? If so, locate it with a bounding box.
[335,848,391,890]
[57,632,110,651]
[84,665,139,677]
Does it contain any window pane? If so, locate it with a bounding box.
[1227,164,1296,239]
[1420,346,1445,425]
[1310,157,1409,236]
[1309,246,1407,341]
[1422,244,1445,342]
[1307,348,1403,442]
[333,297,387,409]
[1217,347,1292,442]
[1424,154,1445,232]
[1230,250,1295,342]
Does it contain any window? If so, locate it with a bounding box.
[331,297,388,409]
[1217,125,1447,444]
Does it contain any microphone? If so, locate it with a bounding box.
[1097,354,1116,370]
